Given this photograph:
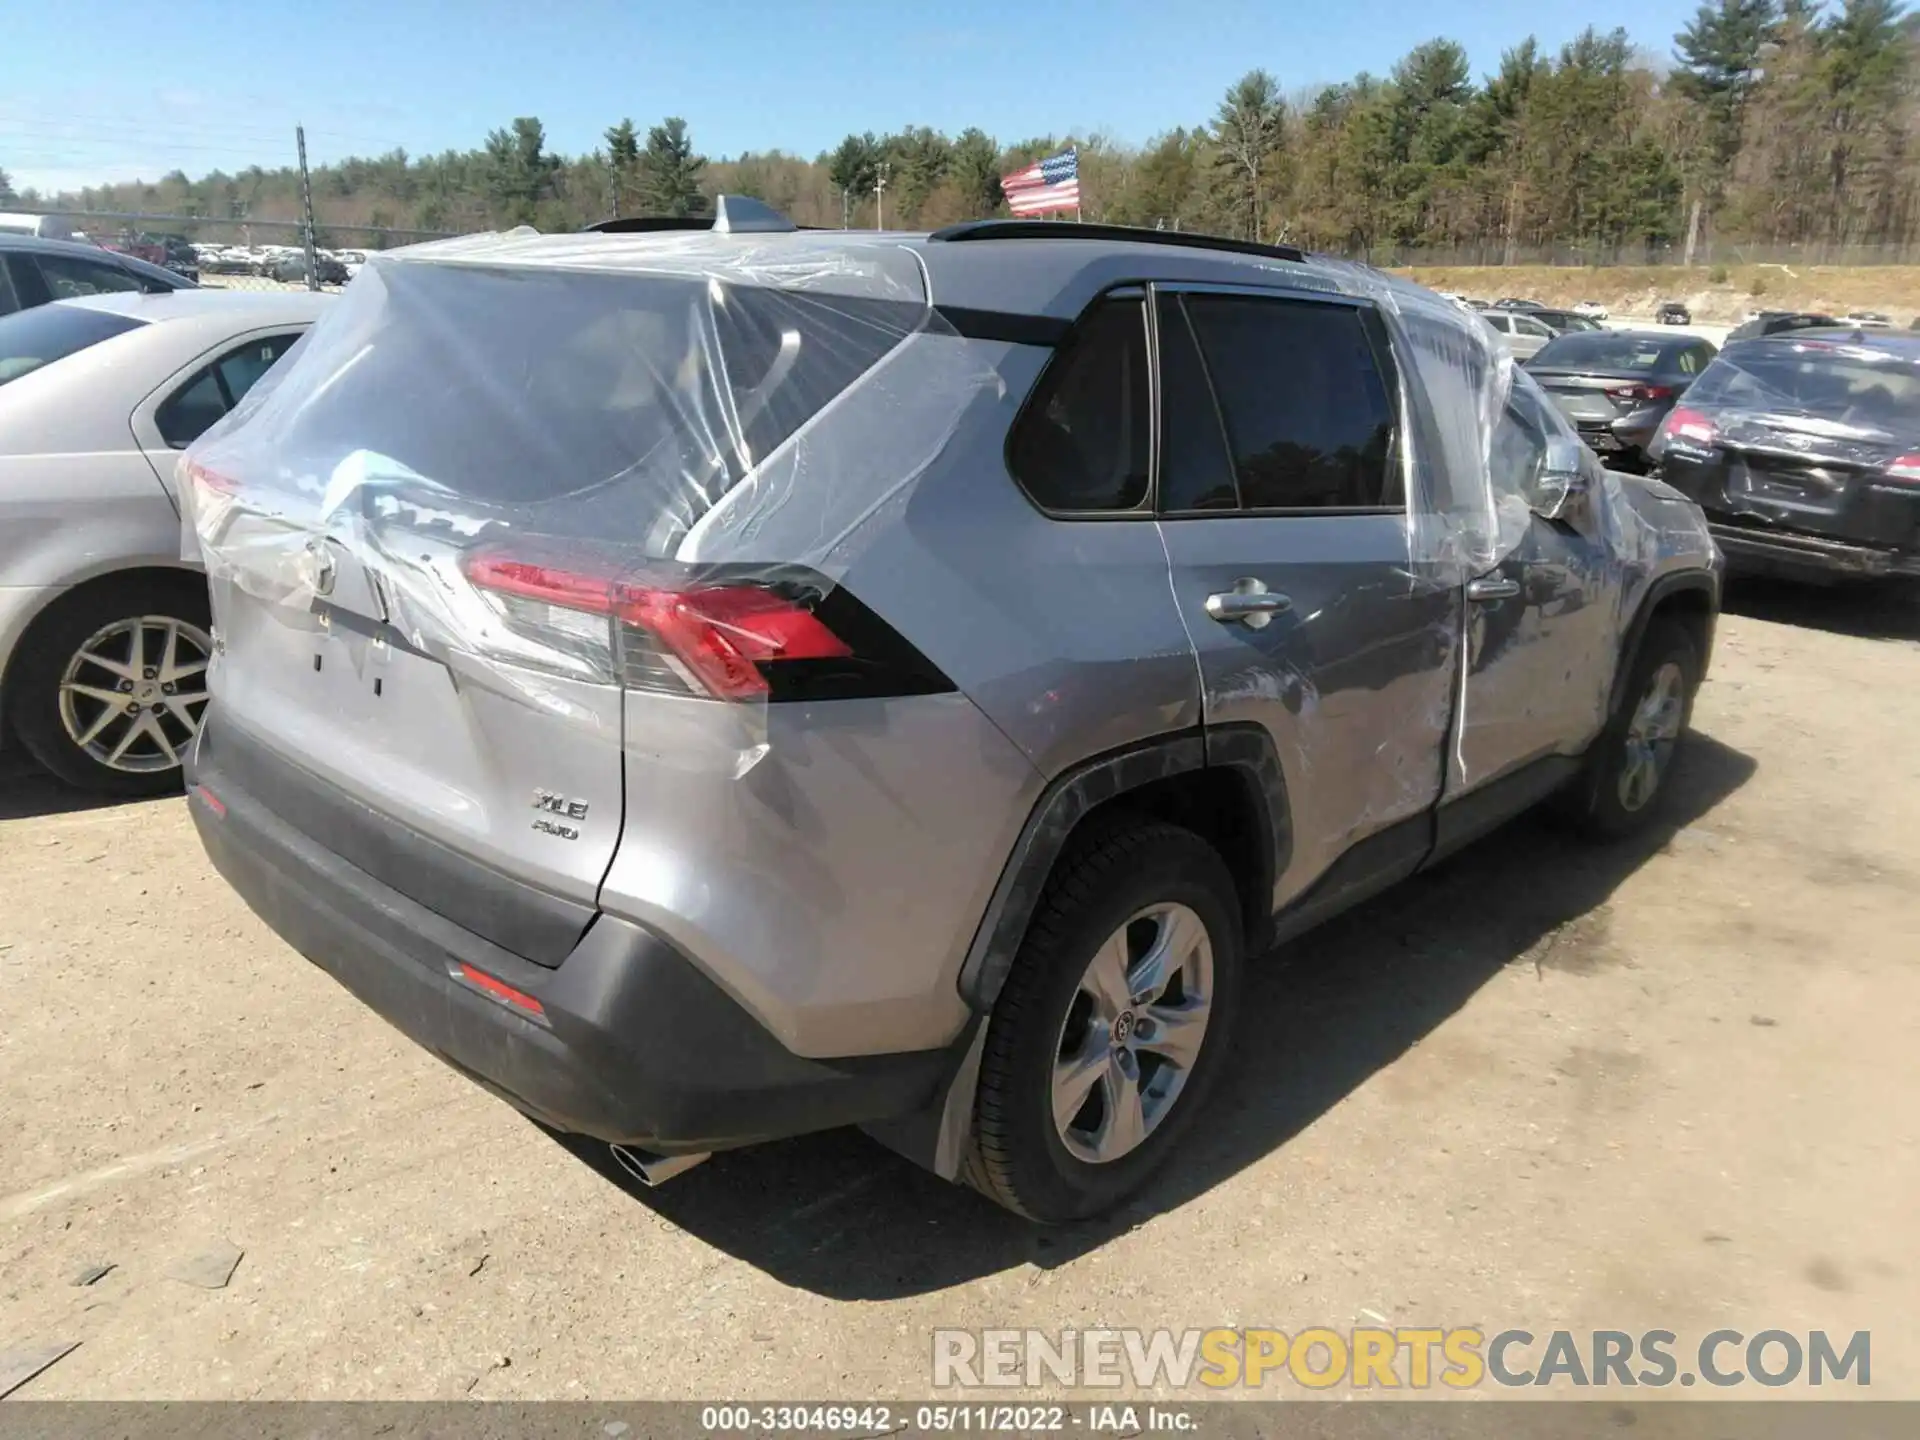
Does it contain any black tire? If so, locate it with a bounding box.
[969,819,1244,1222]
[5,573,212,798]
[1565,618,1701,840]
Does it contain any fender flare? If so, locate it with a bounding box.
[956,723,1292,1013]
[873,726,1292,1181]
[1607,567,1721,720]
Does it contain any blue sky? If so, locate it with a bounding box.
[3,0,1704,195]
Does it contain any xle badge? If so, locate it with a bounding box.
[531,789,589,840]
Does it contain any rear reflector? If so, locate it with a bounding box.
[192,783,226,818]
[461,550,947,703]
[458,962,546,1017]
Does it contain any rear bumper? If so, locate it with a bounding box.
[187,716,961,1153]
[1708,523,1920,581]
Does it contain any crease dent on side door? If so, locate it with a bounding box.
[1149,284,1461,910]
[1448,382,1620,797]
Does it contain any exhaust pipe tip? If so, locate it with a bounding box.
[610,1143,711,1187]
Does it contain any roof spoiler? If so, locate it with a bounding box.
[582,195,799,236]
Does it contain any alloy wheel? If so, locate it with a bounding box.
[57,615,212,775]
[1618,660,1685,812]
[1051,902,1214,1165]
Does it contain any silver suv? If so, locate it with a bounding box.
[182,203,1720,1221]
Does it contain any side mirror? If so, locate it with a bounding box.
[1528,435,1593,525]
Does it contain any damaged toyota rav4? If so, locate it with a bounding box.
[181,201,1721,1222]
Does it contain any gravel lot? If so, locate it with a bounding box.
[2,581,1917,1401]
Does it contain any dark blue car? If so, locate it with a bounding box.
[0,234,196,317]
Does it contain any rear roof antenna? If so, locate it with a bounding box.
[712,195,797,235]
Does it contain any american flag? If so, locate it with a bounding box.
[1001,148,1080,216]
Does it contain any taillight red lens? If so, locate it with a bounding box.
[1885,454,1920,485]
[461,551,852,702]
[181,459,239,497]
[1660,406,1720,447]
[1605,383,1674,403]
[462,554,619,613]
[616,585,850,701]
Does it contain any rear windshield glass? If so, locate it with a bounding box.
[215,260,924,544]
[0,305,146,385]
[1532,332,1668,371]
[1693,341,1920,429]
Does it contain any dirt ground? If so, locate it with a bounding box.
[1397,264,1920,326]
[1,580,1917,1402]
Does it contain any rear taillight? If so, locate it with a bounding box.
[1659,406,1720,449]
[461,550,948,703]
[619,584,851,700]
[1884,454,1920,486]
[1605,383,1674,404]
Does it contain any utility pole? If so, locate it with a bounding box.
[1683,199,1703,268]
[296,124,320,292]
[841,185,851,230]
[874,162,889,231]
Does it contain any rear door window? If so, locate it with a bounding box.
[0,303,146,385]
[33,253,144,299]
[0,257,18,315]
[1170,292,1398,511]
[155,332,302,447]
[1007,293,1152,512]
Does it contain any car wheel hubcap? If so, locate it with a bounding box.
[1618,661,1685,813]
[1051,902,1214,1166]
[58,615,212,774]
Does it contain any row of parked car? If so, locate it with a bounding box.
[1511,309,1920,592]
[0,204,1912,1225]
[195,243,358,285]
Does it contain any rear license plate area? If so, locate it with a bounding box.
[1730,459,1841,516]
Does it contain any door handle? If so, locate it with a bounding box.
[1467,574,1521,603]
[1205,578,1292,629]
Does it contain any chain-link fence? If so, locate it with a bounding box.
[41,211,463,293]
[1344,238,1920,269]
[33,207,1920,283]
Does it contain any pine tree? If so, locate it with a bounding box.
[827,134,880,225]
[1212,70,1286,241]
[1673,0,1781,205]
[949,128,1003,217]
[636,117,707,217]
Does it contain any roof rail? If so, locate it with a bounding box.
[582,194,803,237]
[928,219,1307,265]
[582,216,714,234]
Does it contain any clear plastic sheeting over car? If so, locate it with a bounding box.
[180,229,990,775]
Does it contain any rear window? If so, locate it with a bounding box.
[1692,341,1920,430]
[217,260,924,544]
[1532,332,1668,371]
[0,304,146,385]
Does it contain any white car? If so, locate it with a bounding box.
[1573,300,1609,320]
[0,289,330,793]
[1480,308,1555,360]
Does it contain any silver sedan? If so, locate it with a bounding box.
[0,288,331,794]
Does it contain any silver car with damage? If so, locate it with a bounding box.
[180,204,1721,1221]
